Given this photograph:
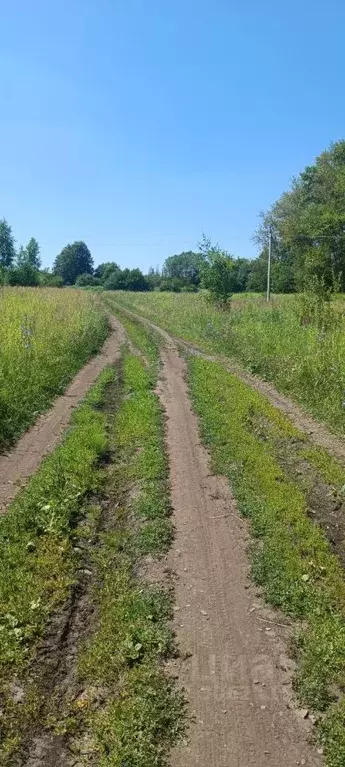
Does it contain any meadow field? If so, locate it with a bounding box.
[0,287,108,450]
[2,288,345,764]
[110,291,345,434]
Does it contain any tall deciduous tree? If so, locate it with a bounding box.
[94,262,121,282]
[162,251,206,287]
[26,237,41,268]
[53,241,93,285]
[0,218,15,268]
[255,140,345,291]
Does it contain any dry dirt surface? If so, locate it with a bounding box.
[156,339,322,767]
[0,315,125,513]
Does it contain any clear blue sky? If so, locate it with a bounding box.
[1,1,345,271]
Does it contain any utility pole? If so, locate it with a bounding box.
[267,226,272,301]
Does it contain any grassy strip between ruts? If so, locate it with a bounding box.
[69,348,185,766]
[102,295,162,380]
[0,367,114,763]
[187,355,345,767]
[0,333,185,766]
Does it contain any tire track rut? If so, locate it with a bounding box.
[154,331,322,765]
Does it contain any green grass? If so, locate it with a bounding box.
[103,295,160,378]
[73,352,185,766]
[109,290,345,435]
[187,355,345,767]
[0,342,185,766]
[0,287,109,450]
[0,366,115,763]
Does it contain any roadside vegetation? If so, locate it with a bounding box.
[0,287,108,451]
[111,289,345,435]
[0,367,114,762]
[188,355,345,766]
[0,317,185,766]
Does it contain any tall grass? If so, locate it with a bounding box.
[109,291,345,435]
[0,287,109,450]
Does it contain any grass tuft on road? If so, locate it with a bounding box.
[187,355,345,767]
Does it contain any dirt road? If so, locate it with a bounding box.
[0,308,324,764]
[0,315,125,513]
[156,338,322,766]
[117,304,345,465]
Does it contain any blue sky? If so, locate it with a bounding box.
[1,1,345,271]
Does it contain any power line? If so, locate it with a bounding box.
[38,239,197,248]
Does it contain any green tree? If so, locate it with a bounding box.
[16,245,27,266]
[25,237,41,268]
[103,270,122,291]
[117,268,149,291]
[39,269,63,288]
[10,240,41,286]
[7,262,40,287]
[256,140,345,291]
[0,218,15,268]
[159,277,182,292]
[232,258,253,292]
[75,273,101,287]
[146,266,161,290]
[162,251,205,287]
[53,241,93,285]
[246,248,295,294]
[94,261,121,282]
[200,237,237,304]
[103,267,149,291]
[246,253,267,292]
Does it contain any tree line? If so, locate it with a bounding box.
[2,139,344,295]
[0,220,54,287]
[0,222,250,295]
[0,223,246,296]
[0,228,153,290]
[160,139,345,297]
[253,139,345,294]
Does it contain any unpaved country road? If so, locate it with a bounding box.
[0,315,125,513]
[116,303,345,465]
[156,339,322,766]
